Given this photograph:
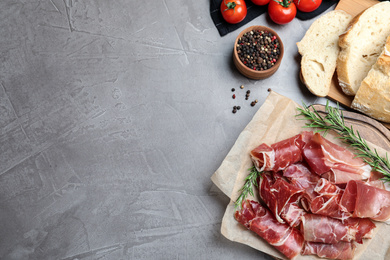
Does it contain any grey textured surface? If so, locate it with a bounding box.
[0,1,332,259]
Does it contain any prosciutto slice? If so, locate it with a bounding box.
[340,180,390,222]
[283,163,320,211]
[309,179,351,220]
[259,173,305,227]
[342,218,376,242]
[315,178,344,196]
[283,163,320,198]
[251,131,313,172]
[300,214,375,244]
[235,200,304,259]
[302,241,356,260]
[303,133,371,184]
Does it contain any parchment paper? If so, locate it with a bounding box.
[211,91,390,260]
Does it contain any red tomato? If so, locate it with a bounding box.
[268,0,297,25]
[251,0,271,5]
[293,0,322,12]
[220,0,247,24]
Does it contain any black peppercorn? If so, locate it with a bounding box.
[237,29,280,71]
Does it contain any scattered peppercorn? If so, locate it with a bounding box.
[267,88,272,92]
[236,30,281,71]
[230,86,259,114]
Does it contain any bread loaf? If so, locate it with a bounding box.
[297,10,352,97]
[351,35,390,123]
[337,1,390,96]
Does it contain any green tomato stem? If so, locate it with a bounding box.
[226,2,237,10]
[273,0,292,7]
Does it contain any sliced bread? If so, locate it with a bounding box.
[351,35,390,123]
[337,1,390,96]
[297,10,352,97]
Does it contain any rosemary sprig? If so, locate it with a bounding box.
[296,101,390,182]
[235,166,262,209]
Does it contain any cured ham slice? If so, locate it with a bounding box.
[342,218,376,242]
[315,178,343,196]
[251,131,313,172]
[300,214,375,244]
[302,241,356,260]
[283,163,320,199]
[259,173,305,227]
[340,180,390,222]
[301,214,351,244]
[309,179,351,220]
[310,195,349,220]
[283,163,320,211]
[321,170,367,187]
[235,200,304,259]
[303,133,371,184]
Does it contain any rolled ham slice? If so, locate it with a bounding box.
[302,241,356,260]
[303,133,372,184]
[315,178,344,196]
[300,214,375,244]
[340,180,390,222]
[283,163,320,211]
[342,218,376,242]
[259,173,305,227]
[283,163,320,198]
[301,214,352,244]
[251,131,313,172]
[235,200,304,259]
[309,178,351,220]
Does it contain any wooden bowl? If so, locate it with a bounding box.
[233,25,284,80]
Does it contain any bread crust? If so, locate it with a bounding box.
[351,36,390,123]
[336,2,390,96]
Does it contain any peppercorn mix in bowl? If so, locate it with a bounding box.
[233,25,284,80]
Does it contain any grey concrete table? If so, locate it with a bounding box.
[0,1,332,259]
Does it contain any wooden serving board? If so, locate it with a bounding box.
[312,104,390,151]
[327,0,379,107]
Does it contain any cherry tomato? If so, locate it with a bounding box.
[268,0,297,25]
[251,0,271,5]
[220,0,247,24]
[293,0,322,12]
